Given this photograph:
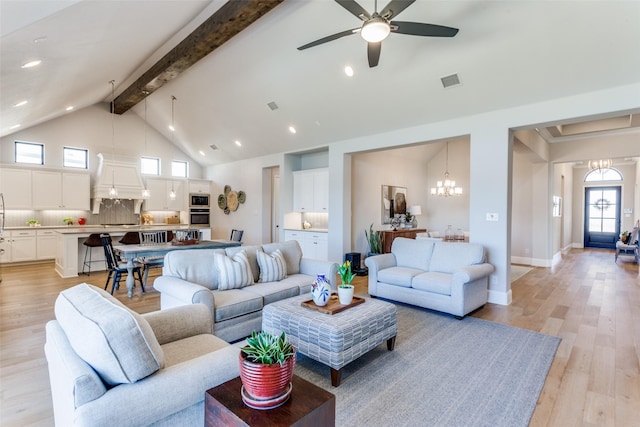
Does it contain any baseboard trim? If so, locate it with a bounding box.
[488,289,512,306]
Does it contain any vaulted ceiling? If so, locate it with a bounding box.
[2,0,640,167]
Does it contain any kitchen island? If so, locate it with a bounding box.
[54,225,210,279]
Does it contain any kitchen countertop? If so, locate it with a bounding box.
[284,228,328,232]
[55,224,197,234]
[4,224,193,231]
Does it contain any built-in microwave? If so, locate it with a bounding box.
[189,193,210,208]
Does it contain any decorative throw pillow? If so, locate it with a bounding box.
[54,283,164,386]
[257,249,287,283]
[215,250,253,290]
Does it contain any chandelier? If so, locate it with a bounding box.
[588,159,612,171]
[431,142,463,197]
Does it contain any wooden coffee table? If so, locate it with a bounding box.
[205,375,335,427]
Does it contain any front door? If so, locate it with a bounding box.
[584,186,621,249]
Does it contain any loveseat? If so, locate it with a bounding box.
[365,237,494,317]
[45,283,240,427]
[154,240,338,342]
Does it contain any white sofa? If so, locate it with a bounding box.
[365,237,494,317]
[154,240,338,342]
[45,283,240,426]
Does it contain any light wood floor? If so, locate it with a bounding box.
[1,248,638,426]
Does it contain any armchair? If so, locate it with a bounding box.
[45,283,239,426]
[615,226,639,263]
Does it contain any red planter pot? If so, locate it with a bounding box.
[239,350,296,401]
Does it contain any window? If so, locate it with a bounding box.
[63,147,88,169]
[15,141,44,165]
[584,168,623,182]
[141,157,160,175]
[172,160,188,178]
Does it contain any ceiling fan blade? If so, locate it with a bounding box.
[390,21,459,37]
[367,42,381,67]
[335,0,371,21]
[297,28,359,50]
[379,0,415,20]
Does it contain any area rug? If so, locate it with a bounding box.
[293,302,560,427]
[511,265,533,283]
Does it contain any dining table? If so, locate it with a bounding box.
[114,239,241,297]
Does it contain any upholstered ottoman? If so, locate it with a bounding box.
[262,294,397,386]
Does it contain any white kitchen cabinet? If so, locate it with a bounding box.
[188,179,211,194]
[62,173,91,210]
[0,167,32,209]
[292,168,328,213]
[144,179,186,211]
[283,230,328,260]
[13,169,90,210]
[0,231,9,263]
[0,230,37,263]
[37,229,57,260]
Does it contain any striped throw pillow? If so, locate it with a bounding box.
[257,249,287,283]
[215,250,253,290]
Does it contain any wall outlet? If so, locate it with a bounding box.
[486,213,499,221]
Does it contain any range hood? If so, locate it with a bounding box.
[92,153,149,214]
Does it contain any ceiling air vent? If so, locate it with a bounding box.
[209,144,218,151]
[267,101,278,111]
[441,73,461,89]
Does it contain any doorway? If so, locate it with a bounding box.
[584,186,621,249]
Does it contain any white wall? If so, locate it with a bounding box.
[511,150,534,261]
[0,104,203,178]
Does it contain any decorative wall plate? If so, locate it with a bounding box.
[224,185,231,196]
[227,191,239,212]
[238,191,246,204]
[217,194,227,209]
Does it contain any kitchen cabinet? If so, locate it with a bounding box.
[32,170,90,210]
[0,230,37,263]
[144,179,186,211]
[37,229,57,260]
[284,230,328,261]
[0,167,32,209]
[188,179,211,194]
[292,168,328,212]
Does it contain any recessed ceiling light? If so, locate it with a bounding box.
[234,140,242,147]
[33,36,48,44]
[168,125,175,131]
[65,106,74,111]
[21,60,41,68]
[288,126,297,134]
[10,124,21,129]
[199,150,206,156]
[13,100,28,107]
[344,66,354,77]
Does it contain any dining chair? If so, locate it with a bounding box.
[230,229,244,242]
[100,233,145,295]
[138,230,169,285]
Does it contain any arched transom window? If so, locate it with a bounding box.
[584,168,623,182]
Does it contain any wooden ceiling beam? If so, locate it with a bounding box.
[113,0,284,114]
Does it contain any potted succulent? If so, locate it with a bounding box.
[365,223,382,256]
[239,331,296,409]
[337,260,355,305]
[26,219,40,227]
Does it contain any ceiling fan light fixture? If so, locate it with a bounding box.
[360,17,390,43]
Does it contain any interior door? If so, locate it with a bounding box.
[584,186,621,249]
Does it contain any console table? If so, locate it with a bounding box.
[205,375,335,426]
[381,228,427,253]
